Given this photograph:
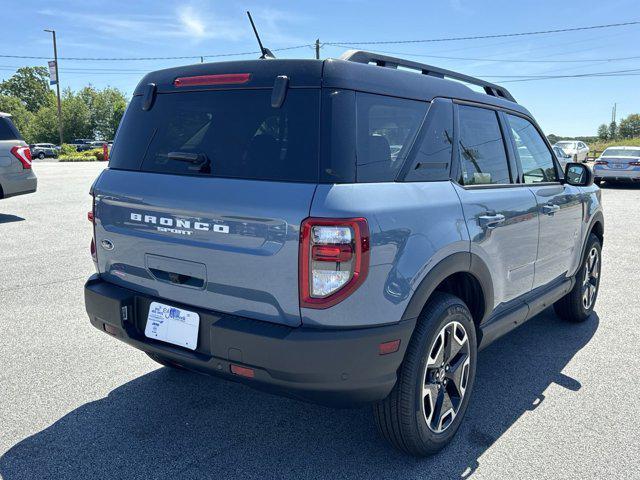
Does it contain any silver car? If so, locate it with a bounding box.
[593,146,640,185]
[0,113,37,199]
[30,143,59,159]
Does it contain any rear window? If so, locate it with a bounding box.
[0,117,22,141]
[110,89,320,182]
[603,148,640,157]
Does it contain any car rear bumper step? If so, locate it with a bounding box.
[84,275,416,406]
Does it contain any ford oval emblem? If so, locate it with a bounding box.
[101,239,114,251]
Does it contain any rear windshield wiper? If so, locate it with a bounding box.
[166,151,211,173]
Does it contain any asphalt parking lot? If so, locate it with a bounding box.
[1,162,639,480]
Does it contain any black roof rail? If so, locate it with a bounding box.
[339,50,516,103]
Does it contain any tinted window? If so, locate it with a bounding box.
[110,89,319,182]
[506,114,558,184]
[0,117,21,141]
[405,100,453,182]
[356,93,427,182]
[458,106,510,185]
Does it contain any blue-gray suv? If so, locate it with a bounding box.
[84,51,604,456]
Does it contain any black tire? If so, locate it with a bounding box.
[38,152,45,159]
[554,234,602,322]
[374,292,477,456]
[146,352,186,370]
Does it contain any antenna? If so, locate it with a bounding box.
[246,11,275,59]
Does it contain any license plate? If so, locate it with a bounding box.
[612,164,624,169]
[145,302,199,350]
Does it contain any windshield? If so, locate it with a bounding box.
[602,148,640,157]
[110,89,320,182]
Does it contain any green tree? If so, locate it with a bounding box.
[79,85,127,139]
[597,124,609,141]
[609,120,617,140]
[619,114,640,139]
[0,94,34,140]
[0,66,55,113]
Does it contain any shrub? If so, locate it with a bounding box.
[82,148,105,161]
[58,155,98,162]
[60,143,78,155]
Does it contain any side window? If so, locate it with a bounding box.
[405,100,453,182]
[457,105,511,185]
[356,93,427,182]
[506,114,558,184]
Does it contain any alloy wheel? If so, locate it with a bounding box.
[422,321,471,433]
[582,247,600,310]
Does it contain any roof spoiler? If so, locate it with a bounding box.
[340,50,516,103]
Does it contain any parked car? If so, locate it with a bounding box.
[71,139,94,152]
[83,51,603,457]
[0,112,37,198]
[554,140,590,163]
[593,146,640,185]
[553,145,572,169]
[30,143,59,159]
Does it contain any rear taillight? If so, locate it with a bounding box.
[10,146,32,169]
[299,218,370,309]
[595,160,608,165]
[630,161,640,166]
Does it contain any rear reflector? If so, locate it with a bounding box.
[10,145,32,169]
[230,364,255,378]
[174,73,251,87]
[379,339,401,355]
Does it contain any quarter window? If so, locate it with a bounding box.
[506,114,558,184]
[356,93,427,182]
[457,105,511,185]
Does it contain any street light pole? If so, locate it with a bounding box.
[44,29,63,145]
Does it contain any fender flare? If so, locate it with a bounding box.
[577,210,604,267]
[401,252,494,323]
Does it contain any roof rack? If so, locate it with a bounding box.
[340,50,516,103]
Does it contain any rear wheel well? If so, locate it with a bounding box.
[433,272,485,330]
[590,220,604,246]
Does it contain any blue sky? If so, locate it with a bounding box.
[2,0,639,136]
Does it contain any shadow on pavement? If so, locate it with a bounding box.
[0,309,598,480]
[0,214,25,225]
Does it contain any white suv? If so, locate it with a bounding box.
[554,140,590,163]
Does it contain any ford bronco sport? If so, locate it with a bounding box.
[84,51,603,456]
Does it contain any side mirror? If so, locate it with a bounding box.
[564,162,593,187]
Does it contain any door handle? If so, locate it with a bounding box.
[478,213,506,229]
[542,204,560,215]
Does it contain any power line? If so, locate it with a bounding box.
[324,20,640,46]
[0,20,638,62]
[0,44,314,61]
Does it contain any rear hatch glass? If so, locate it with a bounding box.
[109,89,319,182]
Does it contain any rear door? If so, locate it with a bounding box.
[452,104,539,309]
[93,86,321,327]
[503,113,583,288]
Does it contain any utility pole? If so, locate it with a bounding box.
[44,29,63,145]
[315,39,320,60]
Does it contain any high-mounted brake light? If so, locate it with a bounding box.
[173,73,251,87]
[10,146,32,169]
[299,218,370,309]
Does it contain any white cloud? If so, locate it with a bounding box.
[177,5,206,38]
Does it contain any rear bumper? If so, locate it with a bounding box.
[1,169,37,198]
[84,275,415,407]
[594,169,640,181]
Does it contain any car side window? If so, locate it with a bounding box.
[506,114,558,184]
[404,100,453,182]
[457,105,511,185]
